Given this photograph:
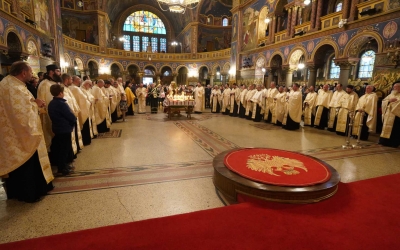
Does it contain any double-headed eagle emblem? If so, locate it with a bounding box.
[247,154,307,176]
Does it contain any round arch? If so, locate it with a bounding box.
[343,31,384,57]
[110,61,124,71]
[268,51,284,67]
[74,57,85,71]
[63,53,72,66]
[25,36,40,56]
[160,65,173,73]
[4,26,25,52]
[126,63,140,71]
[211,64,221,74]
[86,59,99,69]
[175,65,189,74]
[311,40,339,61]
[222,62,231,74]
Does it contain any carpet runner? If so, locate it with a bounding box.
[2,173,400,249]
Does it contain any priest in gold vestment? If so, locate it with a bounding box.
[229,84,240,116]
[379,82,400,147]
[352,85,378,141]
[336,85,359,136]
[70,76,91,146]
[125,82,136,116]
[264,82,279,123]
[251,84,264,122]
[0,61,54,203]
[314,84,332,130]
[221,85,231,115]
[37,64,61,151]
[327,84,346,132]
[193,82,205,114]
[303,86,318,126]
[210,85,222,113]
[238,85,248,118]
[273,86,287,126]
[91,79,110,133]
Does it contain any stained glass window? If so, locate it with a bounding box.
[160,38,167,53]
[151,37,158,52]
[132,36,140,52]
[142,37,149,52]
[122,11,167,52]
[336,2,343,12]
[123,35,130,51]
[329,58,340,79]
[358,50,375,78]
[222,18,229,26]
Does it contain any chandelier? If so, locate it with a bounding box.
[157,0,200,14]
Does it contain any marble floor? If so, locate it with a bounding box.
[1,106,400,244]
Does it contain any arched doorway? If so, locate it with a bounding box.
[198,66,209,85]
[269,54,283,86]
[143,65,156,86]
[177,67,188,85]
[88,60,99,79]
[160,66,173,85]
[312,44,338,88]
[127,64,139,84]
[110,63,122,79]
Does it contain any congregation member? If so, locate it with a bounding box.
[70,76,91,146]
[48,84,76,176]
[125,81,136,116]
[194,82,205,114]
[205,84,212,109]
[221,84,231,115]
[264,82,278,123]
[314,84,332,130]
[210,85,222,113]
[327,84,346,132]
[81,80,98,137]
[238,84,248,118]
[91,79,110,133]
[136,82,147,114]
[251,84,264,122]
[352,85,378,141]
[273,86,287,126]
[303,86,318,126]
[229,83,240,116]
[379,82,400,147]
[245,84,257,119]
[336,85,359,136]
[283,83,303,130]
[37,64,62,151]
[26,76,39,98]
[0,61,54,203]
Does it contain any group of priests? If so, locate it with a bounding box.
[0,61,135,203]
[210,81,400,148]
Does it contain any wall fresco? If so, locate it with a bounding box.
[198,26,231,52]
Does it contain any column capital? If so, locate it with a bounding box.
[334,58,360,69]
[138,72,144,77]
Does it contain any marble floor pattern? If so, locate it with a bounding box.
[1,107,400,244]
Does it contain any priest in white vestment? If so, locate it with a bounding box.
[251,85,264,122]
[210,85,222,113]
[238,85,248,118]
[273,86,287,125]
[336,85,359,136]
[81,80,98,137]
[379,82,400,147]
[91,79,110,133]
[229,84,240,116]
[283,83,303,130]
[264,82,279,123]
[221,85,231,115]
[327,84,346,132]
[352,85,378,141]
[303,86,318,126]
[245,84,257,120]
[136,83,147,114]
[193,82,205,113]
[314,84,332,130]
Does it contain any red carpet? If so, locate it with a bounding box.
[224,148,331,186]
[2,173,400,250]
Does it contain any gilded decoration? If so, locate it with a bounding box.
[246,154,308,176]
[338,33,348,47]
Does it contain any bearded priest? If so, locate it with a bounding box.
[379,82,400,147]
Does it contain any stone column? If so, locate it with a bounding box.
[171,72,177,83]
[342,0,351,20]
[221,73,227,85]
[286,69,294,87]
[266,68,274,88]
[315,0,323,30]
[79,70,85,78]
[290,6,298,37]
[269,16,276,43]
[348,0,359,22]
[138,72,144,83]
[156,72,161,84]
[209,73,215,86]
[310,0,318,29]
[286,8,292,38]
[334,58,360,88]
[298,7,303,25]
[307,65,317,87]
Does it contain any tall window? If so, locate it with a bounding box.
[222,18,229,26]
[336,2,343,12]
[122,11,167,52]
[358,50,375,78]
[329,58,340,79]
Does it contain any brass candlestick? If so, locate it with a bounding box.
[342,110,354,149]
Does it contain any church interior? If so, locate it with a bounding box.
[1,0,400,248]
